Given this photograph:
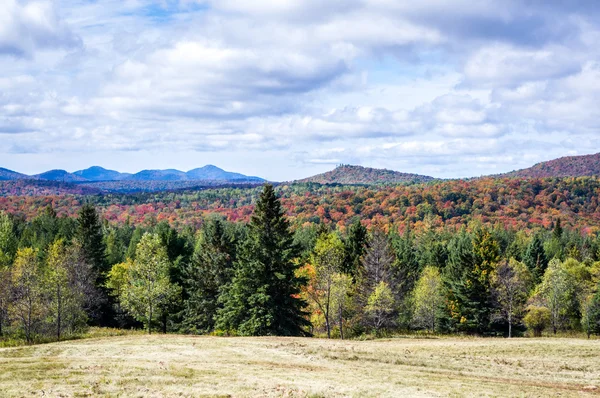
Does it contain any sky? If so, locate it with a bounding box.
[1,0,600,181]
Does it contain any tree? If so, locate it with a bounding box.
[115,233,180,334]
[181,217,236,333]
[537,259,577,334]
[361,229,395,289]
[330,273,353,339]
[9,248,45,343]
[0,264,11,336]
[491,259,532,337]
[412,266,444,332]
[216,184,310,336]
[342,219,367,278]
[0,211,17,267]
[391,225,420,297]
[523,305,551,337]
[44,240,88,340]
[581,286,600,338]
[77,204,110,325]
[365,281,395,334]
[307,232,345,338]
[524,233,548,283]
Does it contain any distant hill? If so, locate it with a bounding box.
[502,153,600,178]
[0,167,29,181]
[297,165,434,185]
[128,169,188,181]
[127,166,265,182]
[35,170,88,182]
[186,165,264,182]
[74,166,131,181]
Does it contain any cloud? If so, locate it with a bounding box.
[0,0,599,180]
[0,0,81,57]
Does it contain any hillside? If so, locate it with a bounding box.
[34,169,88,182]
[297,165,434,185]
[186,165,264,182]
[503,152,600,178]
[74,166,131,181]
[0,168,29,181]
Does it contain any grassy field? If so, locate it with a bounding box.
[1,335,600,397]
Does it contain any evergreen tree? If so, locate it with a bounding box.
[215,184,310,336]
[342,219,367,278]
[391,225,420,298]
[181,218,236,333]
[443,228,497,334]
[524,233,548,282]
[76,204,110,325]
[0,211,17,267]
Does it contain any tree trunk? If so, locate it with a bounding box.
[508,311,512,338]
[338,309,344,340]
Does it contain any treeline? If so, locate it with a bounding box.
[1,184,600,343]
[2,176,600,234]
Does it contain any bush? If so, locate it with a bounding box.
[524,305,551,337]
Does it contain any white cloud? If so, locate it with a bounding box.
[0,0,80,57]
[1,1,600,180]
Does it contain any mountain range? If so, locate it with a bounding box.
[0,165,265,183]
[2,152,600,186]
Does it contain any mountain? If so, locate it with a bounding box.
[502,153,600,178]
[297,165,435,185]
[0,167,29,181]
[127,166,265,182]
[186,165,264,182]
[35,170,88,182]
[127,169,188,181]
[74,166,131,181]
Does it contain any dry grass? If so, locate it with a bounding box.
[1,334,600,397]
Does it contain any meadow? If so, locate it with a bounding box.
[1,334,600,397]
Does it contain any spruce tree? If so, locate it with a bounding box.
[524,233,548,283]
[342,219,367,278]
[181,218,236,333]
[76,203,110,325]
[215,184,310,336]
[443,228,498,334]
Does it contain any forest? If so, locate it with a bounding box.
[1,181,600,344]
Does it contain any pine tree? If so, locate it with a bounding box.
[443,228,498,334]
[181,218,236,333]
[342,219,367,278]
[215,184,310,336]
[524,233,548,282]
[76,204,110,325]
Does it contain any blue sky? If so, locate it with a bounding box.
[1,0,599,180]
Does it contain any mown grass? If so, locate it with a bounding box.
[1,334,600,397]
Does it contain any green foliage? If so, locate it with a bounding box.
[523,305,551,337]
[9,248,45,343]
[365,281,395,334]
[44,240,89,340]
[523,233,548,282]
[215,184,311,336]
[536,259,578,334]
[181,217,236,333]
[412,266,444,332]
[113,233,181,334]
[491,259,532,337]
[581,286,600,337]
[342,219,367,278]
[0,211,17,267]
[307,232,346,338]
